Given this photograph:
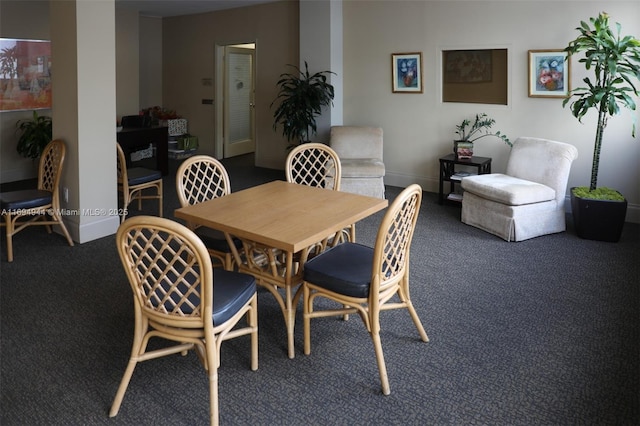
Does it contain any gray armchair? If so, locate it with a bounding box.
[461,137,578,242]
[329,126,385,199]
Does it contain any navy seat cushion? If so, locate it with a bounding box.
[211,269,256,325]
[194,227,243,254]
[303,242,373,298]
[127,167,162,186]
[0,189,52,211]
[156,267,256,326]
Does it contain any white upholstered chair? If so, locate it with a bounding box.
[329,126,385,199]
[461,137,578,242]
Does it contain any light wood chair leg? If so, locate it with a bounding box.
[109,358,138,417]
[52,211,75,247]
[371,332,390,395]
[303,284,312,355]
[250,296,259,371]
[5,214,14,262]
[407,303,429,342]
[208,368,219,426]
[157,181,163,218]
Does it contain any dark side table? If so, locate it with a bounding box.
[439,154,492,205]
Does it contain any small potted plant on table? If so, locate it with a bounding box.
[453,113,511,159]
[563,12,640,242]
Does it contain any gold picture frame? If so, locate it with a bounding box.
[391,52,423,93]
[528,49,570,98]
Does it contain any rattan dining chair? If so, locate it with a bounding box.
[302,184,428,395]
[116,142,163,223]
[285,142,341,190]
[176,155,243,271]
[285,143,354,246]
[109,216,258,426]
[0,139,74,262]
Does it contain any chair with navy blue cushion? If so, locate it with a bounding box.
[116,142,163,223]
[109,216,258,426]
[285,143,353,249]
[0,139,74,262]
[302,184,428,395]
[176,155,243,271]
[285,142,342,191]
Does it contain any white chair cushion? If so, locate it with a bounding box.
[462,174,555,206]
[341,158,385,178]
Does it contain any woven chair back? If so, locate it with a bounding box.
[116,216,213,329]
[176,155,231,207]
[285,143,341,190]
[39,139,65,194]
[372,184,422,297]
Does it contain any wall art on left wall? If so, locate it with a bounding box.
[0,38,52,112]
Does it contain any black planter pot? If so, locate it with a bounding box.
[570,188,627,242]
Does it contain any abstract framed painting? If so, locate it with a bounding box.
[443,49,493,83]
[528,49,570,98]
[0,38,52,111]
[391,52,423,93]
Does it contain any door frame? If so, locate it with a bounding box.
[214,41,256,160]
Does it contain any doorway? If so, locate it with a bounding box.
[215,43,255,159]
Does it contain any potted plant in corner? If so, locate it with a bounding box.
[454,113,511,159]
[16,110,52,159]
[271,61,335,149]
[563,12,640,242]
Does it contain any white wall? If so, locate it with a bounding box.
[342,1,640,222]
[115,6,140,118]
[139,15,163,109]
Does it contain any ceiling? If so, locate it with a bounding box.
[115,0,275,18]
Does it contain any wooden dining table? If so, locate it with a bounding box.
[174,180,388,358]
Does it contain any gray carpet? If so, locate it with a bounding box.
[1,154,638,425]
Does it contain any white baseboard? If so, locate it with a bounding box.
[57,214,120,244]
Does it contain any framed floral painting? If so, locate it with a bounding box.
[528,49,570,98]
[391,52,423,93]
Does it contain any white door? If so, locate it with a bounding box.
[223,46,255,157]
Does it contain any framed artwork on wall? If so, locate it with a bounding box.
[391,52,423,93]
[443,49,492,83]
[528,49,570,98]
[441,48,508,105]
[0,38,52,111]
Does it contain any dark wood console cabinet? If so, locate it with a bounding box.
[116,126,169,175]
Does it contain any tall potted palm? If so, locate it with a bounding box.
[563,12,640,242]
[271,61,335,149]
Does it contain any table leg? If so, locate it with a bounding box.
[225,233,305,359]
[284,251,296,359]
